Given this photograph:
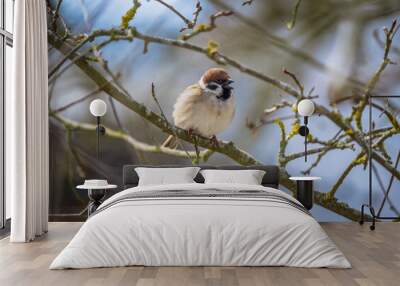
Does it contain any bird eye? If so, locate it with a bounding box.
[207,83,218,90]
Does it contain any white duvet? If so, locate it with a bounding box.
[50,183,351,269]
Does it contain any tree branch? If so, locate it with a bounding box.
[52,113,214,161]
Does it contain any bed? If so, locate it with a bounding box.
[50,165,351,269]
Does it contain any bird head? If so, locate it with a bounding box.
[199,68,234,101]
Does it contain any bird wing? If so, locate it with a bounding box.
[173,84,203,128]
[180,84,203,101]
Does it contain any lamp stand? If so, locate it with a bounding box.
[95,116,106,161]
[299,116,309,162]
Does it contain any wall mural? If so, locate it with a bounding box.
[47,0,400,221]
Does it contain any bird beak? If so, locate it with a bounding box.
[223,79,234,90]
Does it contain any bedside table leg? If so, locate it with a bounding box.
[88,201,101,216]
[297,181,314,210]
[87,189,106,216]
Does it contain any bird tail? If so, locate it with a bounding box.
[162,135,178,149]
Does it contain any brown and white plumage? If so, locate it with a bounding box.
[163,68,235,147]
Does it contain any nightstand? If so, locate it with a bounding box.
[77,181,117,217]
[289,176,321,210]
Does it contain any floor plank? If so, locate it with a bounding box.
[0,222,399,286]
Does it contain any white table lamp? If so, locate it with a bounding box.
[297,99,315,162]
[89,99,107,160]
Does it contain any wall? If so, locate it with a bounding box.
[47,0,400,221]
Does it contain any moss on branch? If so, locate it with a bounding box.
[121,0,141,29]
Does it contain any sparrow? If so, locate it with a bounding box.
[163,68,235,148]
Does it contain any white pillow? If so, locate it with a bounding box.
[200,169,266,185]
[135,167,200,186]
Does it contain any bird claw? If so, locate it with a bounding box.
[188,129,201,162]
[188,129,196,142]
[210,135,219,148]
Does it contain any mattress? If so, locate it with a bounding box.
[50,183,351,269]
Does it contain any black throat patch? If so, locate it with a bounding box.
[219,87,232,101]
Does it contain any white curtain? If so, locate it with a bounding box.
[6,0,49,242]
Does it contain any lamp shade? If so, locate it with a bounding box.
[297,99,315,117]
[89,99,107,117]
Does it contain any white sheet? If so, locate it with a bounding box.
[50,183,351,269]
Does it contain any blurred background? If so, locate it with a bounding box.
[48,0,400,221]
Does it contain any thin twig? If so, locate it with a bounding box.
[242,0,254,6]
[155,0,201,32]
[181,10,233,41]
[373,28,400,55]
[302,130,344,175]
[328,152,365,199]
[49,38,115,84]
[65,128,86,178]
[108,96,126,132]
[286,0,302,30]
[150,83,196,161]
[284,144,353,163]
[247,115,295,134]
[247,100,293,132]
[376,150,400,216]
[283,69,304,97]
[49,35,92,79]
[191,1,202,30]
[93,47,131,96]
[371,162,400,216]
[52,86,104,114]
[155,0,192,26]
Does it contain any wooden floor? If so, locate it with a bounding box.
[0,222,399,286]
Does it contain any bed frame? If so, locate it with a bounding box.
[122,165,280,189]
